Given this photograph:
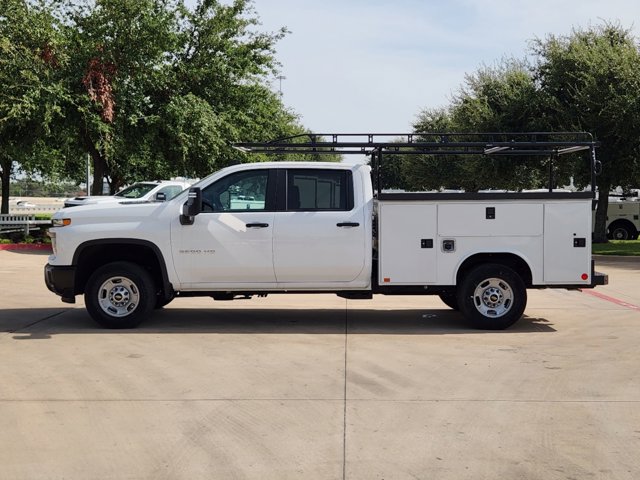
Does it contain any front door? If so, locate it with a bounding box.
[171,169,277,286]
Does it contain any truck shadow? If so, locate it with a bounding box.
[4,307,556,339]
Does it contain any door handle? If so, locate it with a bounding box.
[246,223,269,228]
[337,222,360,227]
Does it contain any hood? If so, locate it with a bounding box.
[53,200,166,225]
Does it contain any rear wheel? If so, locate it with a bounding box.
[457,263,526,330]
[85,261,155,328]
[608,222,637,241]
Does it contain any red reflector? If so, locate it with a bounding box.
[581,273,589,280]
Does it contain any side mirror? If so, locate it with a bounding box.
[155,192,167,202]
[180,187,202,225]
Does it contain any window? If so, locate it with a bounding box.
[202,170,269,212]
[287,169,352,211]
[157,185,185,200]
[115,183,158,199]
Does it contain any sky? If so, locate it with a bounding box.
[249,0,640,134]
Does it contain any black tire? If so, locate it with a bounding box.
[457,263,527,330]
[154,294,174,309]
[438,292,459,310]
[85,261,155,328]
[608,222,636,241]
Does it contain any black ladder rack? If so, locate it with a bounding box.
[233,132,600,197]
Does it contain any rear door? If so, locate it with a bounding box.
[544,201,592,284]
[272,168,366,284]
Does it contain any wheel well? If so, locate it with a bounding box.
[457,253,533,287]
[74,242,166,295]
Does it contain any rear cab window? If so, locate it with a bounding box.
[286,169,353,211]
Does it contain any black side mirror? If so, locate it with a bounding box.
[155,192,167,202]
[186,187,202,216]
[180,187,202,225]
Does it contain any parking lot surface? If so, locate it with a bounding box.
[1,251,639,479]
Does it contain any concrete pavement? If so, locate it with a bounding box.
[0,251,639,479]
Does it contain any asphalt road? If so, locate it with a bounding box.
[0,251,639,479]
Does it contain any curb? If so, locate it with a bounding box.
[593,254,640,264]
[0,243,53,252]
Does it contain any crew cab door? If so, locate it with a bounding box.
[272,168,367,284]
[170,169,277,286]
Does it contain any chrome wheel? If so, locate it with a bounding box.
[97,276,140,317]
[472,277,513,318]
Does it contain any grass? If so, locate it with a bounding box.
[592,240,640,256]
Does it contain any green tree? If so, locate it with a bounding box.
[0,0,67,213]
[398,108,459,191]
[411,62,549,192]
[533,24,640,242]
[411,25,640,243]
[61,0,182,193]
[60,0,306,194]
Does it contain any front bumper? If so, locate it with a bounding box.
[44,264,76,303]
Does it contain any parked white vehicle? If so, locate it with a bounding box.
[45,133,607,330]
[64,181,191,208]
[603,196,640,240]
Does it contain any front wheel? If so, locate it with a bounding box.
[154,293,174,309]
[85,261,155,328]
[457,264,526,330]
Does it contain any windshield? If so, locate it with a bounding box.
[114,183,158,199]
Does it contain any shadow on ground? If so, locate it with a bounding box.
[1,307,556,339]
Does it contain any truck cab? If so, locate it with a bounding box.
[170,162,373,289]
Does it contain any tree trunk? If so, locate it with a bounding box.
[82,130,107,196]
[91,151,107,195]
[109,172,126,194]
[593,180,611,243]
[0,157,11,214]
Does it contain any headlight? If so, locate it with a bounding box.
[52,218,72,227]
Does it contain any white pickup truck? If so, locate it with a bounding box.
[45,133,607,330]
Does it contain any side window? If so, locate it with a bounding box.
[202,170,269,212]
[287,169,352,211]
[158,185,183,200]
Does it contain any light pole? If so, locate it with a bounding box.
[276,75,286,96]
[86,153,91,197]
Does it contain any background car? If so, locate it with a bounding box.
[64,181,191,208]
